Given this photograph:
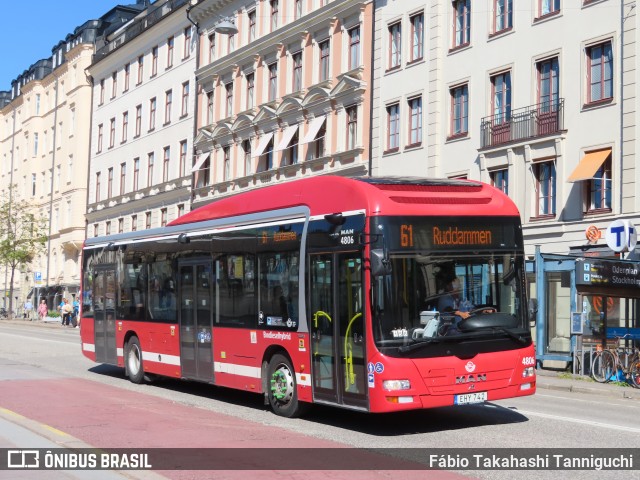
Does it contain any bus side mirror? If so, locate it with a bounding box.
[528,298,538,326]
[371,249,391,277]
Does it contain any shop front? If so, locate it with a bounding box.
[530,245,640,372]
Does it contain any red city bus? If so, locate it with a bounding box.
[80,176,536,417]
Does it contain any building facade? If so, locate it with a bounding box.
[0,4,146,309]
[86,0,196,240]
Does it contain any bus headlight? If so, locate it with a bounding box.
[382,379,411,391]
[522,367,535,378]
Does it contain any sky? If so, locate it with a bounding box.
[0,1,131,91]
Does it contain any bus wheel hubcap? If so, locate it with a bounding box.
[270,366,293,403]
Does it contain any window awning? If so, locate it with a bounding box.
[274,124,299,151]
[252,132,274,157]
[301,115,326,144]
[190,153,210,173]
[567,148,611,182]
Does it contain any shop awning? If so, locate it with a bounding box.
[274,124,299,151]
[190,153,210,173]
[301,115,326,144]
[567,149,611,182]
[252,132,274,157]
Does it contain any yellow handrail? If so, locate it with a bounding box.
[344,312,362,389]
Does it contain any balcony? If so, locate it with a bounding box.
[480,99,564,149]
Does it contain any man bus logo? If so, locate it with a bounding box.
[455,373,487,384]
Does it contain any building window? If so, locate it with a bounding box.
[243,139,252,175]
[95,172,101,202]
[181,82,189,117]
[389,22,402,70]
[491,71,512,123]
[151,46,158,76]
[31,173,36,196]
[408,96,422,146]
[292,52,302,92]
[179,140,187,177]
[491,169,509,195]
[271,0,279,31]
[147,152,154,187]
[122,111,128,142]
[164,90,172,124]
[587,157,612,213]
[167,36,174,68]
[111,72,117,98]
[94,224,99,237]
[295,0,302,19]
[538,57,559,109]
[135,105,142,137]
[450,84,469,137]
[106,221,111,236]
[226,82,233,117]
[149,97,156,130]
[410,12,424,62]
[107,168,113,198]
[349,26,360,69]
[124,63,130,92]
[313,122,325,159]
[145,212,152,229]
[587,40,613,104]
[131,215,137,232]
[223,146,231,181]
[228,33,235,54]
[137,55,144,84]
[177,204,184,218]
[206,91,214,124]
[120,162,126,195]
[386,103,400,152]
[118,218,124,234]
[494,0,513,33]
[109,118,116,148]
[97,125,103,153]
[283,131,299,166]
[183,26,191,59]
[246,73,254,110]
[248,10,256,42]
[99,79,105,105]
[453,0,471,49]
[533,160,556,217]
[538,0,560,18]
[161,208,167,227]
[163,146,170,183]
[319,40,330,82]
[209,34,216,62]
[133,157,140,190]
[346,105,358,150]
[269,63,278,102]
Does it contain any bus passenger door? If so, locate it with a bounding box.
[93,266,117,365]
[178,260,214,382]
[309,252,367,409]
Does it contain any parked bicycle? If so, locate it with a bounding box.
[591,334,640,387]
[0,307,8,319]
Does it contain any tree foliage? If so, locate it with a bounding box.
[0,185,48,315]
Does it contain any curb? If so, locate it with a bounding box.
[536,377,640,400]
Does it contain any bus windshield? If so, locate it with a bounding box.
[370,216,530,356]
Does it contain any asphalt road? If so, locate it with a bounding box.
[0,320,639,480]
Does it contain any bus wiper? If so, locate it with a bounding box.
[490,326,528,345]
[398,336,445,353]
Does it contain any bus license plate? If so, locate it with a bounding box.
[454,392,487,405]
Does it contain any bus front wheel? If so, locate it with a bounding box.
[267,353,308,418]
[125,336,145,384]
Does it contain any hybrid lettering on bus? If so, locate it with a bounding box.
[80,176,536,417]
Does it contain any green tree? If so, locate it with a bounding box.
[0,186,48,316]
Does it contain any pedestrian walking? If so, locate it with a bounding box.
[23,300,33,320]
[60,298,73,326]
[37,299,48,321]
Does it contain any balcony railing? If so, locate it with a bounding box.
[480,98,564,148]
[94,0,188,62]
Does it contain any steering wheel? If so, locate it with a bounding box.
[468,305,497,315]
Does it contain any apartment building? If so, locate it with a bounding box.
[0,5,145,309]
[188,0,373,208]
[86,0,196,238]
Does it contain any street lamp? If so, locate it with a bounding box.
[214,18,238,35]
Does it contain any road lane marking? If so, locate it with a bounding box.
[0,331,77,345]
[535,392,640,410]
[0,406,70,438]
[518,409,640,433]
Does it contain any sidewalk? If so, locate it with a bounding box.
[2,317,639,400]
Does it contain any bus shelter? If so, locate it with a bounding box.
[530,245,640,373]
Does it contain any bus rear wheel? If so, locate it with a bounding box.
[267,353,308,418]
[125,336,145,384]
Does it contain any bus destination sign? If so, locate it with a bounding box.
[576,259,640,288]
